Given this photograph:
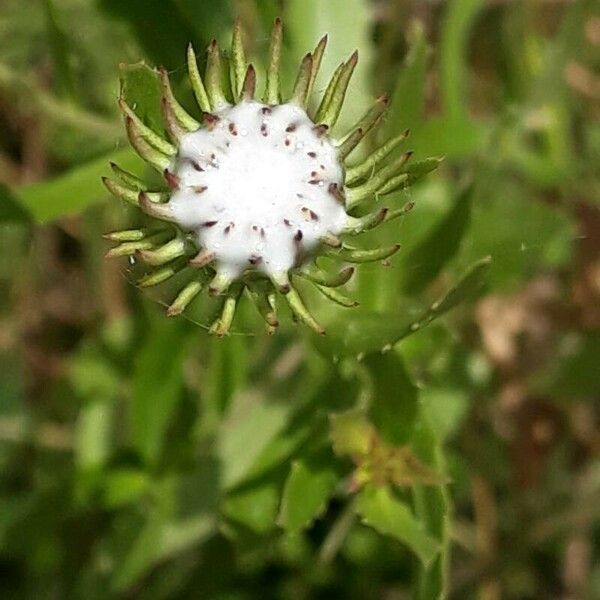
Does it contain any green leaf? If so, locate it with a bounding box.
[241,417,316,484]
[44,0,75,98]
[410,407,451,599]
[112,511,215,593]
[0,183,31,224]
[111,512,163,592]
[111,474,217,592]
[131,318,191,465]
[120,62,165,136]
[17,148,144,223]
[440,0,486,122]
[386,20,429,132]
[172,0,232,42]
[201,336,248,434]
[99,0,200,69]
[462,176,574,289]
[329,410,372,458]
[71,345,120,470]
[285,0,373,130]
[421,387,470,441]
[75,400,114,471]
[356,485,440,567]
[428,255,491,315]
[401,183,473,293]
[403,0,487,159]
[177,456,221,518]
[314,257,492,357]
[410,116,487,159]
[278,456,339,533]
[218,392,293,490]
[363,352,418,446]
[224,482,280,535]
[102,469,150,509]
[70,344,121,401]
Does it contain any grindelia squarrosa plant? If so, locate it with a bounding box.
[103,18,441,336]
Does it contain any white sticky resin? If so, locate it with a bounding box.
[169,101,347,278]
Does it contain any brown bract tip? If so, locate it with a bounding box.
[313,124,329,137]
[203,113,220,129]
[163,169,180,190]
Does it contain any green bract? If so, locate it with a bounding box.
[103,18,440,336]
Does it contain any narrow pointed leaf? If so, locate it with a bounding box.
[187,44,211,112]
[319,50,358,128]
[246,281,279,332]
[291,53,313,106]
[284,285,325,335]
[103,227,159,242]
[400,183,472,292]
[209,284,243,336]
[337,95,389,158]
[314,62,344,123]
[311,257,492,357]
[138,191,175,222]
[307,34,328,101]
[206,39,229,109]
[264,18,283,104]
[125,117,172,172]
[345,130,410,185]
[343,208,388,234]
[102,177,167,205]
[314,284,359,308]
[230,19,247,101]
[296,266,354,288]
[334,243,401,263]
[158,67,200,131]
[110,162,149,191]
[208,270,234,296]
[137,258,187,287]
[138,237,187,266]
[118,97,176,156]
[346,153,412,208]
[167,280,204,316]
[337,128,364,160]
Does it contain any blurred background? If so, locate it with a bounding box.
[0,0,598,598]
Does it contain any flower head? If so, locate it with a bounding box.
[104,19,440,335]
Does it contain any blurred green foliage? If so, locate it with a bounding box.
[0,1,598,599]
